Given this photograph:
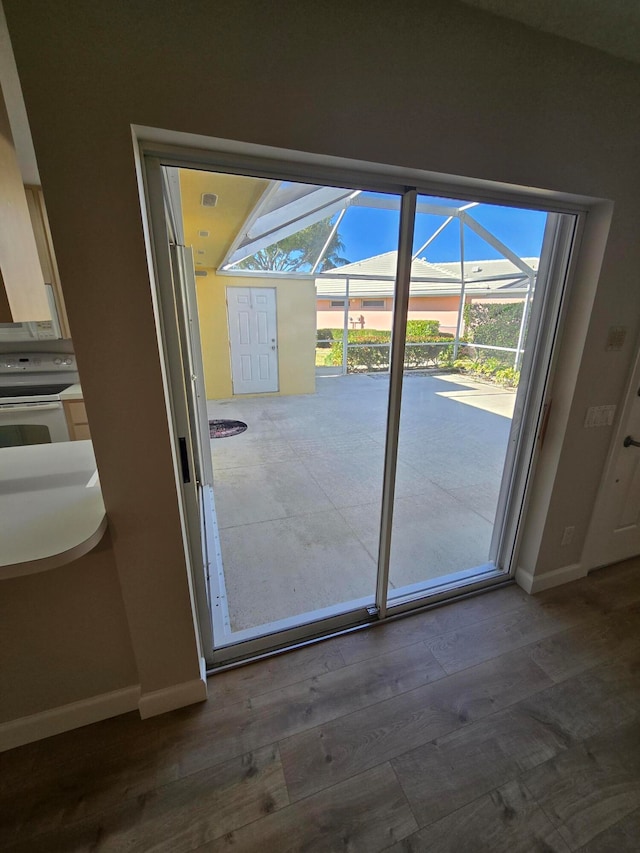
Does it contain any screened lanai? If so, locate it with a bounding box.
[169,166,550,646]
[217,181,541,375]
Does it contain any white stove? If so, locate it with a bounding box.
[0,353,80,447]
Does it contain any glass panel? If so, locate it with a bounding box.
[0,423,51,447]
[176,169,401,645]
[387,195,547,602]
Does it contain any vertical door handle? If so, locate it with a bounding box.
[179,436,191,483]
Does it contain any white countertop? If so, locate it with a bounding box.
[59,383,83,401]
[0,440,107,580]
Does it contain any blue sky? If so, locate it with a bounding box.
[337,193,548,264]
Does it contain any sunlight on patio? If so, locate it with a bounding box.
[208,372,516,636]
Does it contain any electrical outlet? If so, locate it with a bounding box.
[561,526,575,546]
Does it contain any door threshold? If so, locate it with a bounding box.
[206,572,514,675]
[215,593,376,648]
[387,563,506,609]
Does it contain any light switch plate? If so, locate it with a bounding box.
[584,405,616,428]
[605,326,627,351]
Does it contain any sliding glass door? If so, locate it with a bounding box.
[166,167,407,653]
[385,197,550,608]
[144,150,576,667]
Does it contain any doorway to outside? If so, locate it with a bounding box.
[144,150,578,668]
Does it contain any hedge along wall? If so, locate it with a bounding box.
[321,309,524,383]
[321,321,454,372]
[327,332,454,372]
[463,301,526,367]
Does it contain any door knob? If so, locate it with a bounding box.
[623,435,640,448]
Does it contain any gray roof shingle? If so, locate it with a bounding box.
[316,252,536,298]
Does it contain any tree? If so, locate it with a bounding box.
[235,217,349,273]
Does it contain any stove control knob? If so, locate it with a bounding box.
[63,358,73,366]
[54,358,62,365]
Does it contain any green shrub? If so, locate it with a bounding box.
[452,353,520,387]
[329,334,454,372]
[438,345,454,367]
[323,315,520,385]
[328,330,391,370]
[477,357,502,376]
[453,357,475,370]
[347,328,391,342]
[345,336,391,371]
[494,367,520,386]
[316,328,334,348]
[405,319,440,338]
[403,337,452,369]
[328,340,342,366]
[323,328,390,341]
[463,302,524,368]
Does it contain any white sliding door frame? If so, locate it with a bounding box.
[375,189,416,619]
[491,213,580,574]
[140,156,214,662]
[138,136,594,668]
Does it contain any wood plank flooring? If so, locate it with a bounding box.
[2,559,640,851]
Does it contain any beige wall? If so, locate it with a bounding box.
[407,295,461,335]
[2,0,640,729]
[317,295,467,334]
[0,531,138,723]
[198,274,316,399]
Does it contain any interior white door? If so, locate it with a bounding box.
[227,287,278,394]
[587,346,640,567]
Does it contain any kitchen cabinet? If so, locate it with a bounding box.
[63,394,91,441]
[0,84,50,323]
[24,186,71,338]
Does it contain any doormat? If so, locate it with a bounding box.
[209,419,248,439]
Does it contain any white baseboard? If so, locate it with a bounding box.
[515,562,587,594]
[0,685,140,753]
[138,659,208,719]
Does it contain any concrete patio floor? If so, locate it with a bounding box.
[207,371,516,635]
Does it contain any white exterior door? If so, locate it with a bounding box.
[587,347,640,568]
[227,287,278,394]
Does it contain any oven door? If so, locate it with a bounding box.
[0,401,70,447]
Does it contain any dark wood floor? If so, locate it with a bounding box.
[2,559,640,852]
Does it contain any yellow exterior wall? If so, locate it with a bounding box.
[197,273,316,400]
